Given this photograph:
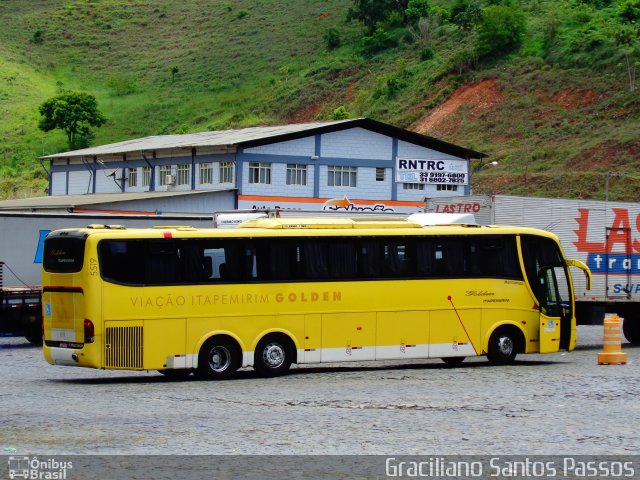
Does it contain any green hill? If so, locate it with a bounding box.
[0,0,638,201]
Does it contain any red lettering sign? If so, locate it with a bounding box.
[574,208,640,254]
[434,203,481,214]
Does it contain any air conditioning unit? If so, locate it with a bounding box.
[165,174,176,185]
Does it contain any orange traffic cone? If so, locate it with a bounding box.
[597,314,627,365]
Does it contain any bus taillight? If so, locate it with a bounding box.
[84,319,95,343]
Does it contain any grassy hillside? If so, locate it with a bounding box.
[0,0,638,201]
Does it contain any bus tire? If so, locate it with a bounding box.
[487,327,519,365]
[442,357,465,365]
[622,318,640,345]
[197,337,241,380]
[254,334,293,377]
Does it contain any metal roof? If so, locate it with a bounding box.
[41,118,486,160]
[0,189,234,210]
[41,120,355,159]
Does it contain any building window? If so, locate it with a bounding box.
[376,168,385,182]
[286,164,307,186]
[249,162,271,184]
[403,183,425,191]
[199,163,213,185]
[128,168,137,188]
[142,166,151,187]
[159,165,172,186]
[328,166,357,187]
[176,164,190,186]
[437,184,458,192]
[220,161,233,183]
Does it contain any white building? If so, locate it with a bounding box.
[29,118,485,214]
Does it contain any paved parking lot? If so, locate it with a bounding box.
[1,326,638,457]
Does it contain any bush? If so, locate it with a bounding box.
[420,46,435,61]
[450,48,478,74]
[323,27,341,50]
[331,106,350,119]
[360,28,398,56]
[31,30,44,44]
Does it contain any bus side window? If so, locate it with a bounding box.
[203,247,225,280]
[203,256,213,279]
[221,244,238,280]
[222,243,255,281]
[434,238,465,277]
[145,241,180,284]
[329,240,357,278]
[100,240,144,284]
[180,242,209,282]
[382,239,417,277]
[296,240,325,279]
[382,242,403,276]
[259,240,295,280]
[415,238,436,277]
[359,239,383,278]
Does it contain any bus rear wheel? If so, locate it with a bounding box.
[487,328,518,365]
[254,334,293,377]
[197,337,240,380]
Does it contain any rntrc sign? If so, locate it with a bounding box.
[396,157,469,185]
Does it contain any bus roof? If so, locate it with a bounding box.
[237,217,422,230]
[49,219,561,243]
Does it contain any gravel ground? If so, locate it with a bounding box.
[0,326,638,457]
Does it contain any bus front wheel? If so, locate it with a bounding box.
[487,328,518,365]
[254,334,294,377]
[197,337,241,380]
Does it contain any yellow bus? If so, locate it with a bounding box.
[42,217,591,379]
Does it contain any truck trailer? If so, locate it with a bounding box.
[425,194,640,343]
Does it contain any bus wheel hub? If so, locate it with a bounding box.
[209,346,231,372]
[263,343,285,368]
[498,336,513,355]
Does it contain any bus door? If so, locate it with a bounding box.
[520,235,577,353]
[537,265,572,353]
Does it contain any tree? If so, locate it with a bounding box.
[476,5,526,58]
[614,25,639,92]
[405,0,430,25]
[451,0,483,31]
[347,0,409,32]
[38,91,107,150]
[618,0,640,23]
